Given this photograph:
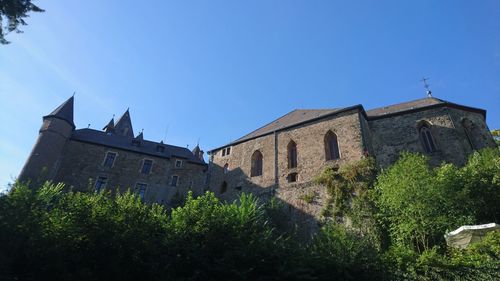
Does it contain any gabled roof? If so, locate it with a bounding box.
[208,97,487,153]
[114,109,134,138]
[71,128,206,165]
[235,108,350,143]
[43,96,75,128]
[366,97,486,119]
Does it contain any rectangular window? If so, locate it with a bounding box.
[226,147,231,155]
[141,159,153,175]
[135,183,147,200]
[175,160,183,168]
[222,149,226,156]
[171,175,179,187]
[95,176,107,192]
[103,152,117,168]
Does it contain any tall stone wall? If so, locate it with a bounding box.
[367,107,496,167]
[55,140,207,206]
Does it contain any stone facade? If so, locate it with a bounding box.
[19,95,496,223]
[207,98,496,231]
[19,97,207,207]
[55,140,206,205]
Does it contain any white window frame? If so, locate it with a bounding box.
[140,159,154,175]
[102,151,118,168]
[175,159,183,168]
[95,176,108,192]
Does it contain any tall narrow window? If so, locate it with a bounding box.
[171,175,179,187]
[141,159,153,175]
[287,140,297,168]
[324,131,340,161]
[135,183,147,200]
[251,150,263,177]
[95,176,107,192]
[462,119,476,150]
[223,163,229,174]
[220,181,227,194]
[419,124,437,153]
[103,152,117,168]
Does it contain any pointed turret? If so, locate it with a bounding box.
[192,145,205,162]
[115,109,134,138]
[43,96,75,128]
[19,96,75,185]
[103,117,115,133]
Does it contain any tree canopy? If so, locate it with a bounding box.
[0,0,44,44]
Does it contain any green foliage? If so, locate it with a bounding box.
[299,191,316,204]
[315,157,376,221]
[0,0,44,44]
[305,223,383,281]
[1,148,498,280]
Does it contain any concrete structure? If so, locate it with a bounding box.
[19,97,207,206]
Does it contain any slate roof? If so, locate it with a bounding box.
[234,108,352,143]
[366,97,486,119]
[366,97,444,117]
[208,97,487,153]
[114,109,134,138]
[44,96,75,128]
[71,128,205,165]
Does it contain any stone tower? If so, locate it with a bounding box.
[18,96,75,185]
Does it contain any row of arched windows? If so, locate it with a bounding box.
[249,130,340,177]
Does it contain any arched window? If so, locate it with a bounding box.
[287,140,297,168]
[220,181,227,194]
[251,150,263,177]
[324,131,340,161]
[419,123,437,153]
[223,163,229,174]
[461,119,476,150]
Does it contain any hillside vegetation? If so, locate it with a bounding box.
[0,147,499,281]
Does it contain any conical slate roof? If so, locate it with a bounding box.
[114,109,134,138]
[103,117,115,133]
[43,96,75,128]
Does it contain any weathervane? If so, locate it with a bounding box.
[420,77,432,97]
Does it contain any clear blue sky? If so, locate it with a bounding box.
[0,1,499,190]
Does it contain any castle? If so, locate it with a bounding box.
[19,95,496,223]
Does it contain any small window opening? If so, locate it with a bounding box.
[222,149,226,156]
[223,163,229,174]
[287,173,298,183]
[171,175,179,187]
[175,160,183,168]
[135,183,147,200]
[287,140,297,168]
[226,147,231,155]
[95,176,108,192]
[220,181,227,194]
[141,159,153,174]
[103,152,116,168]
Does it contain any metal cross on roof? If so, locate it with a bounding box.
[420,77,432,97]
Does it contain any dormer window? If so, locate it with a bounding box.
[103,152,117,168]
[141,159,153,175]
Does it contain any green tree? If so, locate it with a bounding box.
[0,0,44,44]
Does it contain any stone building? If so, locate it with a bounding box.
[19,95,495,218]
[19,96,207,206]
[207,96,496,228]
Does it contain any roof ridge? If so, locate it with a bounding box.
[234,109,299,142]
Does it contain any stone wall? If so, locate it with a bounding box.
[368,107,496,167]
[55,140,207,206]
